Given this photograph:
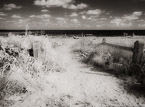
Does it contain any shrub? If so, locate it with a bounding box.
[0,35,64,107]
[73,39,132,76]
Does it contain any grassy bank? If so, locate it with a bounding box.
[0,35,65,107]
[72,37,145,84]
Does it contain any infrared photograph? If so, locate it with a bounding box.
[0,0,145,107]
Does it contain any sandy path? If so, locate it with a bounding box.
[12,38,145,107]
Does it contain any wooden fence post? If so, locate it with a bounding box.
[33,41,40,59]
[102,38,106,44]
[132,41,144,64]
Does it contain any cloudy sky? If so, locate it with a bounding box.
[0,0,145,30]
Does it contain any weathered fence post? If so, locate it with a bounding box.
[132,41,144,64]
[33,41,40,59]
[102,38,106,44]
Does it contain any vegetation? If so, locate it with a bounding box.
[0,35,64,107]
[72,37,145,85]
[0,35,145,106]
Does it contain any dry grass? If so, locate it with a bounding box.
[0,35,145,106]
[0,35,65,107]
[72,36,145,78]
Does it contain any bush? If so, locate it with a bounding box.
[73,39,132,76]
[0,35,64,107]
[73,38,145,85]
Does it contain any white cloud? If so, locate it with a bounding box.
[111,11,143,27]
[82,15,87,19]
[18,19,24,23]
[0,12,7,16]
[133,11,142,16]
[55,17,68,25]
[123,11,142,21]
[55,17,69,26]
[34,0,88,10]
[138,20,145,27]
[4,3,22,10]
[111,18,124,26]
[29,14,51,18]
[88,16,97,21]
[68,3,88,10]
[138,23,145,27]
[40,14,51,18]
[111,17,133,27]
[11,15,22,18]
[87,9,102,15]
[70,19,80,23]
[79,9,102,19]
[34,0,71,7]
[0,17,3,20]
[42,19,50,22]
[70,12,78,17]
[100,18,107,21]
[88,16,93,20]
[41,9,49,12]
[29,15,36,18]
[56,17,67,21]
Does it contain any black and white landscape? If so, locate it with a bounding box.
[0,0,145,107]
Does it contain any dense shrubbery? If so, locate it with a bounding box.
[73,39,145,85]
[0,35,64,107]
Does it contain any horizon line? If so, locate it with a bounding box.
[0,29,145,31]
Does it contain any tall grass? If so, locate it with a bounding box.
[0,35,64,107]
[72,37,145,81]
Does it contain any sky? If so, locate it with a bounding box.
[0,0,145,30]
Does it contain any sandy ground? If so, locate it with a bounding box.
[10,37,145,107]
